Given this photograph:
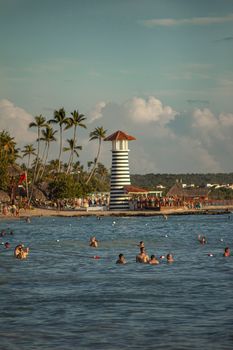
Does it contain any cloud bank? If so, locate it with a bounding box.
[141,13,233,27]
[86,97,233,173]
[0,99,36,144]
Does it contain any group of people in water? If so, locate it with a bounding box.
[89,237,174,265]
[197,234,231,257]
[1,224,231,262]
[1,228,30,260]
[89,235,231,264]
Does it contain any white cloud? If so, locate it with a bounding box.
[219,112,233,126]
[124,96,177,125]
[0,99,36,144]
[141,13,233,27]
[192,108,218,129]
[89,101,106,123]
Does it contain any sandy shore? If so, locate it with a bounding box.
[1,205,232,220]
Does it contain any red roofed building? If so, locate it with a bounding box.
[104,130,136,210]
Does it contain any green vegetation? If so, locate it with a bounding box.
[209,187,233,200]
[131,173,233,190]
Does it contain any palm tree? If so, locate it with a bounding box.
[0,130,17,162]
[65,110,86,172]
[96,162,109,179]
[86,126,107,185]
[48,159,60,174]
[29,115,48,180]
[87,161,94,171]
[48,108,68,172]
[63,139,82,174]
[22,144,36,171]
[39,126,57,179]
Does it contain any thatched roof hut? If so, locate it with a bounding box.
[0,190,10,202]
[167,182,184,197]
[30,186,47,201]
[7,164,24,177]
[167,181,210,200]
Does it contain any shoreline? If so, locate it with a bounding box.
[1,205,233,220]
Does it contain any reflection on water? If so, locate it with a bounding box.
[0,215,233,349]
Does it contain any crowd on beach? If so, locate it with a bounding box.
[1,194,233,217]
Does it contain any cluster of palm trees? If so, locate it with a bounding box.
[21,108,107,186]
[0,107,109,199]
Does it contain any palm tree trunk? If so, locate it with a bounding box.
[66,151,73,174]
[27,154,31,172]
[28,128,40,204]
[58,126,62,172]
[86,139,101,185]
[70,125,77,171]
[36,142,47,181]
[40,144,49,179]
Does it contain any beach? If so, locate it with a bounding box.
[1,205,232,220]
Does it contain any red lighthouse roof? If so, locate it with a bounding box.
[104,130,136,141]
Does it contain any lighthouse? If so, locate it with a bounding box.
[104,130,136,210]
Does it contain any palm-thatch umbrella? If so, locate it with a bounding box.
[7,164,24,177]
[30,186,47,201]
[0,190,10,202]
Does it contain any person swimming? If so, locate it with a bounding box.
[4,242,10,249]
[116,253,126,264]
[89,236,98,248]
[149,254,159,265]
[198,234,207,244]
[14,244,29,259]
[223,247,230,257]
[137,241,145,248]
[0,230,6,237]
[167,253,174,263]
[136,247,149,263]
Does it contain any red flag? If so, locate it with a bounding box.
[18,172,27,184]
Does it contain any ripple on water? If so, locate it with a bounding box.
[0,215,233,350]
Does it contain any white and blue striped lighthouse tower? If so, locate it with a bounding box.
[104,130,136,210]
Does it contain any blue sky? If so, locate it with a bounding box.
[0,0,233,173]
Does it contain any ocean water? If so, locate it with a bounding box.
[0,214,233,350]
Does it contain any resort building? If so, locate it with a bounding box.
[104,130,135,210]
[167,180,210,206]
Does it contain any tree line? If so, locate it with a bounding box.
[131,173,233,191]
[0,108,109,200]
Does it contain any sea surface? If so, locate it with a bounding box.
[0,214,233,350]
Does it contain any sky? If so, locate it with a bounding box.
[0,0,233,174]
